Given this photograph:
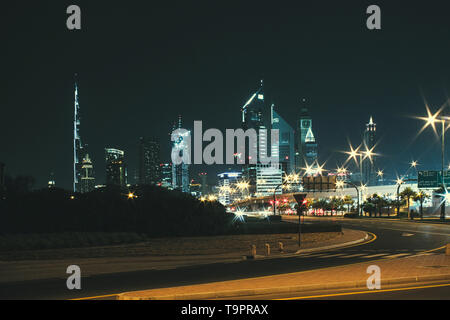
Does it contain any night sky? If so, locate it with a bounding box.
[2,1,450,189]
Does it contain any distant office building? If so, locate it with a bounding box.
[240,80,268,196]
[138,137,161,185]
[80,154,96,193]
[160,163,172,189]
[256,164,283,197]
[271,104,295,175]
[295,98,318,171]
[105,148,127,187]
[190,180,201,197]
[304,127,318,165]
[172,116,190,193]
[199,172,208,195]
[217,172,242,205]
[48,172,56,189]
[362,116,376,185]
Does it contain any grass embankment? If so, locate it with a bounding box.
[0,231,345,261]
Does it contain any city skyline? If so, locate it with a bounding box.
[1,1,450,303]
[2,2,449,190]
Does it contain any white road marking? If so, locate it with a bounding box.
[338,253,367,258]
[362,253,390,258]
[384,253,410,259]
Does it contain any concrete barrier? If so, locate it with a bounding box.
[264,243,270,256]
[250,245,256,258]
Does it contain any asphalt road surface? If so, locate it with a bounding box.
[0,217,449,300]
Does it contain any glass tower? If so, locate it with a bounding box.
[138,137,161,185]
[105,148,127,188]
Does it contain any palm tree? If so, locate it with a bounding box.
[413,191,430,220]
[399,187,417,219]
[343,195,354,212]
[362,201,376,217]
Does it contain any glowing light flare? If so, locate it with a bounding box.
[335,180,345,189]
[362,145,377,163]
[127,192,137,199]
[344,143,361,166]
[416,105,443,137]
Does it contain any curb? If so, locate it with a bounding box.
[241,230,370,260]
[117,273,450,300]
[294,232,370,254]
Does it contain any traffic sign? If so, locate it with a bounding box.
[418,170,450,188]
[302,175,337,191]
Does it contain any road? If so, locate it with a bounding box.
[0,217,449,300]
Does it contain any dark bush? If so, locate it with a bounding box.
[0,185,234,238]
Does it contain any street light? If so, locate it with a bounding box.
[345,143,377,186]
[418,106,447,220]
[396,178,404,216]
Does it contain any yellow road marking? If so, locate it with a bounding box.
[71,293,118,300]
[278,282,450,300]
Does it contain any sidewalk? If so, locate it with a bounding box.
[118,253,450,300]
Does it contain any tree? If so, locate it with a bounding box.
[399,187,417,219]
[413,191,430,220]
[342,195,354,212]
[362,201,376,217]
[367,193,388,217]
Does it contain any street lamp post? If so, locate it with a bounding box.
[396,179,403,217]
[419,106,449,221]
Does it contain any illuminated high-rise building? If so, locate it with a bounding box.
[171,115,190,193]
[73,74,86,192]
[217,172,242,205]
[160,163,172,189]
[105,148,127,188]
[295,98,318,171]
[199,172,208,195]
[80,154,96,193]
[256,163,283,197]
[241,80,268,196]
[271,104,294,175]
[304,127,318,165]
[362,116,376,185]
[138,137,161,185]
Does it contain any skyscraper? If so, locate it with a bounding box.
[295,98,318,171]
[242,80,265,132]
[160,163,172,189]
[80,154,96,193]
[199,172,208,196]
[171,115,190,193]
[271,104,295,175]
[304,127,318,165]
[241,80,268,196]
[138,137,161,185]
[363,116,376,185]
[256,163,283,197]
[73,74,86,192]
[105,148,127,188]
[217,172,242,205]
